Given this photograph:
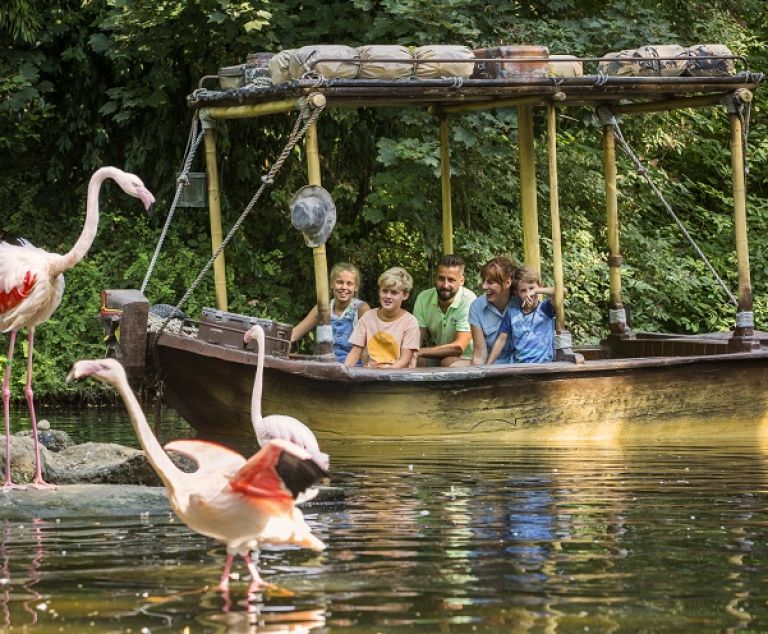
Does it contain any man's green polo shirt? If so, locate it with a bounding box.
[413,286,477,359]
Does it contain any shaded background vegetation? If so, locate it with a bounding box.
[2,0,767,398]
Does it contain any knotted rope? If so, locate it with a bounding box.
[141,116,206,294]
[155,98,326,338]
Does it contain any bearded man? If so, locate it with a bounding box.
[412,254,477,367]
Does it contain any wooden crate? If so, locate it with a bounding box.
[198,308,292,357]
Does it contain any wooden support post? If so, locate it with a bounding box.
[547,105,583,364]
[305,118,333,356]
[201,115,228,311]
[518,105,540,270]
[726,98,759,352]
[439,114,454,255]
[602,122,632,341]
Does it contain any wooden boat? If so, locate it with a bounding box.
[104,48,768,441]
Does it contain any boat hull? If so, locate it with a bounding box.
[152,332,768,443]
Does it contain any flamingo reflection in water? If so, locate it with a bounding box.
[243,324,329,472]
[0,167,155,490]
[66,358,327,591]
[0,517,45,629]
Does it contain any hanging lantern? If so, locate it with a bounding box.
[177,172,208,207]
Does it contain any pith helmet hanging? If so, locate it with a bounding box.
[289,185,336,247]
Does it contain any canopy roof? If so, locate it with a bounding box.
[188,73,763,112]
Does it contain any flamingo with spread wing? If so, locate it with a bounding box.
[66,358,327,590]
[1,167,155,490]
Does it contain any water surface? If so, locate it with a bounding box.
[3,409,768,632]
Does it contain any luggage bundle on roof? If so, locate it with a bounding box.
[268,44,477,83]
[598,44,736,77]
[220,44,587,88]
[214,42,737,89]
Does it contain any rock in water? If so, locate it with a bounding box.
[16,428,73,452]
[0,433,195,486]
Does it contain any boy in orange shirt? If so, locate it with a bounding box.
[344,267,420,369]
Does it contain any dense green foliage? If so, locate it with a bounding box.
[2,0,767,398]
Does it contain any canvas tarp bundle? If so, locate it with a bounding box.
[288,45,360,80]
[685,44,735,76]
[548,54,583,78]
[357,45,414,79]
[598,43,735,77]
[269,49,295,84]
[598,45,687,77]
[413,45,475,79]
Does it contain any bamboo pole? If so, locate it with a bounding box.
[202,121,228,311]
[305,120,333,356]
[727,107,758,350]
[547,105,565,332]
[439,114,454,255]
[518,105,540,270]
[602,124,630,338]
[729,112,752,311]
[205,99,300,120]
[547,106,583,364]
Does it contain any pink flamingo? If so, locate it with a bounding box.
[0,167,155,490]
[66,358,327,590]
[243,324,329,471]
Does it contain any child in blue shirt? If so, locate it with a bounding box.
[486,266,555,364]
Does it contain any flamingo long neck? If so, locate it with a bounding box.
[50,167,115,277]
[113,371,182,492]
[250,327,265,431]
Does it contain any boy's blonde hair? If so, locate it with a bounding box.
[330,262,361,294]
[513,265,541,286]
[378,267,413,293]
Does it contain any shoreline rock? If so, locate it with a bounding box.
[0,484,172,520]
[0,431,194,486]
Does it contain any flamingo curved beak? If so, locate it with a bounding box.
[138,186,156,217]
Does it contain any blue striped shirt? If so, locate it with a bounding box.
[499,299,555,363]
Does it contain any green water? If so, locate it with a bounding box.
[3,409,768,632]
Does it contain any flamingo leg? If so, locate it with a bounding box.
[217,553,235,591]
[2,331,24,492]
[24,328,55,490]
[244,549,273,590]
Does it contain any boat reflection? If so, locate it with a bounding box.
[0,419,765,629]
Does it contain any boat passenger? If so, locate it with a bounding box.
[344,267,420,369]
[291,262,370,363]
[486,266,556,364]
[412,254,477,368]
[469,255,517,365]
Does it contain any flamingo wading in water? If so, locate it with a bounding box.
[243,324,329,471]
[0,167,155,490]
[66,358,327,590]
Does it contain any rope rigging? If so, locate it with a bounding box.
[597,105,740,307]
[154,97,326,338]
[141,116,206,294]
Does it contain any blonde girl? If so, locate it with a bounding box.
[292,263,370,362]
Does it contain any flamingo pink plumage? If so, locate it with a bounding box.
[243,324,329,471]
[66,358,327,591]
[0,167,155,490]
